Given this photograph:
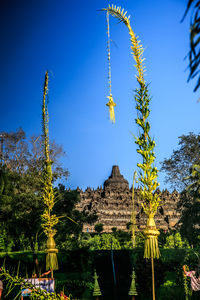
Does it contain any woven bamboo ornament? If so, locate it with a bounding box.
[102,5,160,260]
[93,270,102,299]
[128,267,138,298]
[46,232,58,271]
[106,94,116,123]
[143,214,160,259]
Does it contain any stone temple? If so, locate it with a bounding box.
[76,165,181,232]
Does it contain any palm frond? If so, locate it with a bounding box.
[183,1,200,91]
[101,4,130,25]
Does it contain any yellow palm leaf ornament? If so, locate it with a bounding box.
[103,4,160,259]
[106,94,116,123]
[41,71,59,274]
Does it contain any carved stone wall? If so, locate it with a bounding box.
[75,165,181,232]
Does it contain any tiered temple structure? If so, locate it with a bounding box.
[76,165,181,232]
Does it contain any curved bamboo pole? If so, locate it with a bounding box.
[102,5,161,300]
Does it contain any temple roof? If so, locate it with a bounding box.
[104,165,129,190]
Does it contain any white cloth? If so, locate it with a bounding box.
[185,271,200,291]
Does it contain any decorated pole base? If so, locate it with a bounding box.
[143,215,160,259]
[46,233,59,271]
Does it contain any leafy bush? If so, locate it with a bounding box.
[164,232,190,249]
[88,234,121,250]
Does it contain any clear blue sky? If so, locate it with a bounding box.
[0,0,198,191]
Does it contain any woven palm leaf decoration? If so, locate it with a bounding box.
[93,270,102,299]
[128,267,138,298]
[102,5,160,260]
[41,71,59,273]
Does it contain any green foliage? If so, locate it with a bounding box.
[185,164,200,201]
[0,249,95,299]
[161,132,200,191]
[76,230,145,251]
[160,132,200,248]
[0,127,68,252]
[182,0,200,92]
[111,227,117,233]
[183,270,193,300]
[94,223,104,234]
[179,192,200,247]
[157,281,182,299]
[164,232,190,249]
[0,174,96,252]
[76,230,146,251]
[88,234,121,250]
[135,231,145,248]
[54,185,97,250]
[0,267,64,299]
[0,166,44,251]
[1,248,199,299]
[111,229,131,248]
[0,128,68,181]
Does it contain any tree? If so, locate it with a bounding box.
[0,128,68,181]
[182,0,200,92]
[0,165,45,251]
[160,132,200,191]
[178,190,200,247]
[163,232,190,249]
[54,184,97,249]
[160,132,200,247]
[0,127,68,251]
[112,229,131,248]
[88,233,121,250]
[94,223,104,234]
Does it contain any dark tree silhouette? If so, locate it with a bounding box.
[183,0,200,92]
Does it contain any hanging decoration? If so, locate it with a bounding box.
[106,11,116,123]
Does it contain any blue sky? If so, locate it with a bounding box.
[0,0,198,191]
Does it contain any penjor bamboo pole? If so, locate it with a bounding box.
[102,6,160,300]
[151,256,155,300]
[41,71,59,277]
[131,171,137,248]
